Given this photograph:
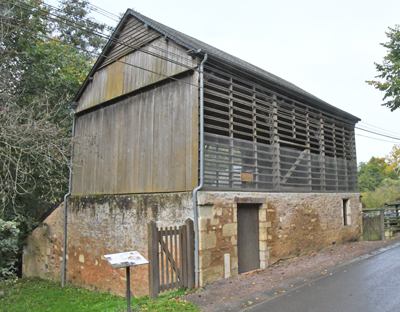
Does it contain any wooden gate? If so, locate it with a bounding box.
[148,219,194,299]
[363,213,385,241]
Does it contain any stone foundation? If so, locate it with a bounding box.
[196,191,361,286]
[23,190,362,295]
[23,192,194,297]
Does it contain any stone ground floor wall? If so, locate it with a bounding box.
[23,190,362,295]
[22,192,194,297]
[196,192,362,286]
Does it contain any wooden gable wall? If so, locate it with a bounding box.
[72,73,199,196]
[76,18,197,113]
[72,18,200,195]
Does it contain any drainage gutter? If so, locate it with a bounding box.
[192,52,208,288]
[62,112,76,287]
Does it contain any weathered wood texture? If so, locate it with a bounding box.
[99,16,161,70]
[202,66,358,192]
[72,74,199,195]
[148,219,195,299]
[77,36,197,113]
[362,213,385,241]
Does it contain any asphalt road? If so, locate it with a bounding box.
[248,245,400,312]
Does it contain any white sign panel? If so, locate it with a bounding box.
[104,251,149,269]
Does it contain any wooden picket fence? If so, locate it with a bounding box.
[148,219,194,299]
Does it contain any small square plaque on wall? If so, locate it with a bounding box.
[241,172,253,182]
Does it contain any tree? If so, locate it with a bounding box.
[387,144,400,176]
[0,219,20,282]
[0,0,108,223]
[358,157,398,192]
[358,155,400,208]
[366,25,400,111]
[361,185,400,208]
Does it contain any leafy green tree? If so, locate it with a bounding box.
[386,144,400,176]
[366,25,400,111]
[358,157,398,192]
[55,0,108,55]
[0,0,107,223]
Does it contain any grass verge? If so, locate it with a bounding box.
[0,277,199,312]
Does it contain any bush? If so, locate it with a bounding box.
[361,186,400,208]
[0,219,20,282]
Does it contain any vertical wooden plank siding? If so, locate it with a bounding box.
[185,219,195,290]
[169,227,174,286]
[152,87,162,191]
[93,110,104,195]
[161,86,171,191]
[148,221,159,299]
[173,227,178,286]
[148,219,195,297]
[71,117,84,193]
[77,37,197,113]
[72,74,198,195]
[160,228,165,291]
[165,227,170,289]
[105,58,125,101]
[187,72,199,188]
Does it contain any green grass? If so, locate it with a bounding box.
[0,277,199,312]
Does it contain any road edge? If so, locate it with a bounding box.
[215,241,400,312]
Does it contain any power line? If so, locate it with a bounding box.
[49,0,121,21]
[86,3,120,21]
[7,0,196,69]
[355,133,400,144]
[355,127,400,141]
[41,0,196,65]
[1,20,200,89]
[5,0,399,145]
[203,58,400,142]
[358,121,400,137]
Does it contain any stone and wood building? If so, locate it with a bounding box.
[23,9,362,297]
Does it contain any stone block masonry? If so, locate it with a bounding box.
[23,190,361,295]
[23,192,194,297]
[196,192,361,286]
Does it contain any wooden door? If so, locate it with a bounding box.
[237,204,260,273]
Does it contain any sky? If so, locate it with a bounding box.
[54,0,400,163]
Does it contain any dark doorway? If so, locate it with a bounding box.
[342,199,349,226]
[237,204,260,273]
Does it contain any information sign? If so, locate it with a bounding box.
[104,251,149,269]
[104,251,149,312]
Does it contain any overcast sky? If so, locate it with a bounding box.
[61,0,400,164]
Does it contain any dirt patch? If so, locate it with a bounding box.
[184,236,400,312]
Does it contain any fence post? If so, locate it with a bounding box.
[181,225,188,288]
[185,218,195,290]
[148,221,159,299]
[380,212,385,240]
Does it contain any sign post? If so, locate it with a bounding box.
[104,251,149,312]
[126,266,130,311]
